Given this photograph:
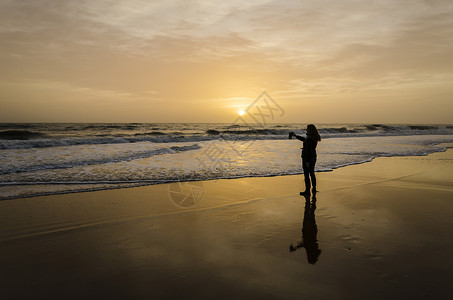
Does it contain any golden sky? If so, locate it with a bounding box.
[1,0,452,123]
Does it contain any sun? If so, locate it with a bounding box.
[238,110,245,116]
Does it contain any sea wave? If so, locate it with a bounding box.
[0,130,47,140]
[0,143,201,175]
[1,123,452,150]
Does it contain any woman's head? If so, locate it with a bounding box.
[306,124,321,141]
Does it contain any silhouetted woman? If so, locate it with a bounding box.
[289,124,321,195]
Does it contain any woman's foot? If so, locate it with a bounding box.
[300,190,311,196]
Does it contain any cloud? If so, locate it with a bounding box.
[1,0,453,122]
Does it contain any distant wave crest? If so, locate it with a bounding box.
[1,123,452,149]
[0,130,47,140]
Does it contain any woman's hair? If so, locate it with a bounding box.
[307,124,321,141]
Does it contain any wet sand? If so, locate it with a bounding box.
[1,150,453,299]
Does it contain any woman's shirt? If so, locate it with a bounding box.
[296,135,318,162]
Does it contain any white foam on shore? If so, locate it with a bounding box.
[1,134,453,200]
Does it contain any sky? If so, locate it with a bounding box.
[0,0,452,124]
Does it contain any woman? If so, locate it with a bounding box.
[289,124,321,195]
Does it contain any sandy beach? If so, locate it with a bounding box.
[1,150,453,299]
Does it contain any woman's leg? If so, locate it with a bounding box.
[309,160,317,191]
[302,160,311,193]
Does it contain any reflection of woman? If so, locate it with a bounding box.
[289,124,321,195]
[290,194,321,264]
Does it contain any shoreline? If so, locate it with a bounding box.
[1,150,453,299]
[2,143,451,202]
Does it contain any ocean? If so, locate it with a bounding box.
[1,123,453,200]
